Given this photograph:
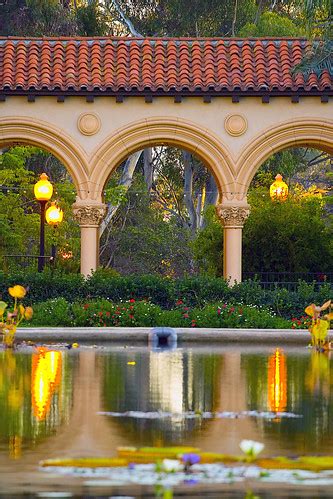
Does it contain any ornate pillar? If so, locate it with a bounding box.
[73,201,107,276]
[216,202,250,285]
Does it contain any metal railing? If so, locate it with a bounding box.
[2,255,55,273]
[242,272,333,290]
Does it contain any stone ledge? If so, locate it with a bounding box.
[16,327,333,344]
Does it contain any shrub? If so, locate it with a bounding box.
[1,270,331,319]
[27,298,291,329]
[29,297,72,327]
[72,299,162,327]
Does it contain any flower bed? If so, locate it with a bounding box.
[28,297,292,328]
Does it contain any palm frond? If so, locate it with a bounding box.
[292,40,333,76]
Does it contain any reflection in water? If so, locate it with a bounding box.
[102,349,222,445]
[1,347,333,464]
[31,348,62,421]
[305,351,331,397]
[0,349,72,458]
[149,351,184,414]
[268,349,287,413]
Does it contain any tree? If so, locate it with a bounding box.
[242,188,333,273]
[0,146,80,271]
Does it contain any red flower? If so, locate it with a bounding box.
[99,311,103,316]
[183,313,189,319]
[129,314,134,319]
[183,306,190,311]
[106,311,110,317]
[83,304,89,310]
[229,307,235,313]
[129,299,135,303]
[176,300,183,306]
[217,308,221,315]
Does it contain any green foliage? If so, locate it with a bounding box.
[192,206,223,276]
[30,297,72,326]
[1,271,331,320]
[29,297,290,328]
[239,11,303,37]
[76,0,108,36]
[243,192,333,273]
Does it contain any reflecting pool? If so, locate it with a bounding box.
[0,345,333,497]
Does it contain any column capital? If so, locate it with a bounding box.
[72,201,107,227]
[216,203,250,228]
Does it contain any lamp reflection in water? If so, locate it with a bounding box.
[268,348,287,413]
[32,348,62,421]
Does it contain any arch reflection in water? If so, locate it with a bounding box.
[102,350,222,445]
[32,348,63,421]
[268,348,287,413]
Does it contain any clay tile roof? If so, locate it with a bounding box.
[0,37,331,95]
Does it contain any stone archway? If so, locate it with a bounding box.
[1,37,332,282]
[79,117,248,281]
[0,116,89,196]
[236,118,333,196]
[88,117,236,200]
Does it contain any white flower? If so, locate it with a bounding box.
[240,440,265,458]
[161,459,183,472]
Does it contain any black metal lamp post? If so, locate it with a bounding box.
[34,173,53,272]
[46,201,64,264]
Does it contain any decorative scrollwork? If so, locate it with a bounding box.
[216,205,250,227]
[73,204,106,226]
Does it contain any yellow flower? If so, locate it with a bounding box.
[8,285,26,299]
[24,307,33,320]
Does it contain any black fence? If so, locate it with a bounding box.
[2,255,55,273]
[243,272,333,290]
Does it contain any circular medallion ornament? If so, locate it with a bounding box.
[224,114,247,136]
[77,113,101,136]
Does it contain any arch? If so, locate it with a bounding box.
[89,117,236,202]
[236,118,333,195]
[0,116,90,199]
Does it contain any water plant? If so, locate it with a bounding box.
[240,440,265,462]
[0,285,33,348]
[304,300,333,350]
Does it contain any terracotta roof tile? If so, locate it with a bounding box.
[0,37,331,95]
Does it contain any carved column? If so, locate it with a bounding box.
[73,202,107,276]
[216,203,250,284]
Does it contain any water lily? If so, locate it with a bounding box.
[161,459,183,472]
[181,452,201,473]
[240,440,265,460]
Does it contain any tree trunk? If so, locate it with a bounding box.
[144,148,153,193]
[201,173,218,228]
[232,0,238,36]
[183,151,198,234]
[99,150,142,236]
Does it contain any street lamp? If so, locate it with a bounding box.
[270,174,288,202]
[46,202,64,261]
[34,173,53,272]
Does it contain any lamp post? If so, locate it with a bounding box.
[46,202,64,262]
[270,174,289,202]
[34,173,53,272]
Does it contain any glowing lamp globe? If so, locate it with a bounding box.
[270,174,288,202]
[34,173,53,201]
[45,202,63,226]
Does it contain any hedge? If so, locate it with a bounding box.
[0,269,331,319]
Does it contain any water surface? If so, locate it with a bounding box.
[0,345,332,496]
